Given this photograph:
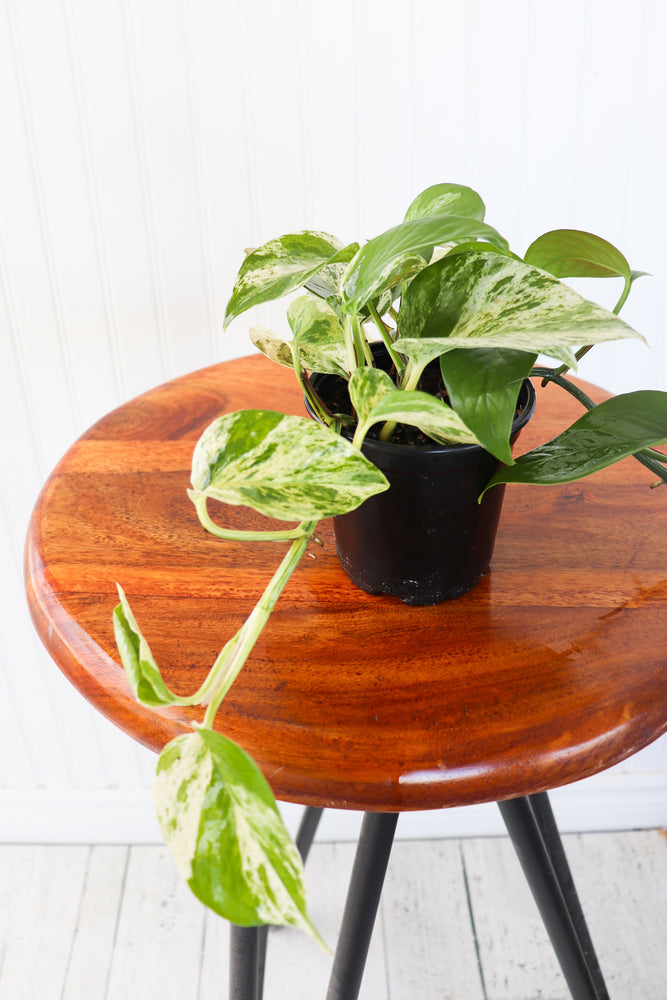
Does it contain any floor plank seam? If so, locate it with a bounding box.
[458,842,489,1000]
[102,845,130,1000]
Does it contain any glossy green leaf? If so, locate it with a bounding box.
[524,229,632,281]
[113,585,178,707]
[395,251,642,368]
[358,389,479,446]
[223,232,353,328]
[155,730,324,943]
[287,295,350,377]
[249,327,294,368]
[404,182,486,223]
[485,390,667,490]
[341,217,510,315]
[439,349,537,464]
[191,410,388,520]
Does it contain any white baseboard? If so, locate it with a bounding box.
[0,772,665,843]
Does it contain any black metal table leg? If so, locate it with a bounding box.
[229,925,261,1000]
[498,793,610,1000]
[325,811,399,1000]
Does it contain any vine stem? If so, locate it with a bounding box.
[190,491,309,542]
[201,520,317,728]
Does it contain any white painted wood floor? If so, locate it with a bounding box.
[0,827,665,1000]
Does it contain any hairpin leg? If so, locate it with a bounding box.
[498,793,610,1000]
[325,811,399,1000]
[231,805,326,1000]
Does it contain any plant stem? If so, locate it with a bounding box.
[190,492,310,542]
[366,301,405,373]
[200,521,317,728]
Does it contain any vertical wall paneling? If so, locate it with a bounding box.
[1,0,666,838]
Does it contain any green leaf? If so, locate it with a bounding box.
[341,217,510,315]
[395,251,643,368]
[358,389,479,446]
[249,327,295,368]
[439,349,537,464]
[485,390,667,490]
[155,730,324,944]
[287,295,350,377]
[223,232,351,328]
[404,182,486,223]
[524,229,632,281]
[113,585,179,707]
[191,410,388,520]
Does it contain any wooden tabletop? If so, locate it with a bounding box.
[25,355,667,812]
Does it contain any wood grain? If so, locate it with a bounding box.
[25,355,667,811]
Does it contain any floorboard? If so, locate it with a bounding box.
[0,830,664,999]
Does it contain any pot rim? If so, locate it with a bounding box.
[306,348,537,459]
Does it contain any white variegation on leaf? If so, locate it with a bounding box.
[403,182,486,223]
[249,327,295,368]
[155,730,324,944]
[358,390,479,447]
[341,217,510,315]
[287,295,350,377]
[191,410,388,520]
[348,366,395,428]
[223,231,350,329]
[396,252,643,367]
[113,585,179,707]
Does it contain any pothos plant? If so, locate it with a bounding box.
[113,183,667,943]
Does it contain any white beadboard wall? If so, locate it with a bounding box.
[1,0,666,842]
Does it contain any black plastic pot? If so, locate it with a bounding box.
[308,350,536,605]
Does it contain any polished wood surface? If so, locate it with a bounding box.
[25,356,667,811]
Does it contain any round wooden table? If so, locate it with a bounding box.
[25,355,667,1000]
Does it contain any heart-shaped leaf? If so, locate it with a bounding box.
[287,295,350,377]
[396,251,642,368]
[404,182,486,223]
[224,233,355,328]
[524,229,632,281]
[439,349,537,464]
[191,410,388,520]
[484,390,667,490]
[155,730,324,944]
[358,389,478,446]
[341,217,509,315]
[113,585,179,707]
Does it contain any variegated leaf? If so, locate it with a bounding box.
[341,217,510,315]
[155,730,324,944]
[305,242,361,298]
[223,232,354,328]
[113,585,178,707]
[348,366,396,428]
[191,410,388,520]
[287,295,350,377]
[358,389,479,446]
[249,327,295,368]
[395,251,643,367]
[404,182,486,223]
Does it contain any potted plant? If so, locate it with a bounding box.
[113,183,667,943]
